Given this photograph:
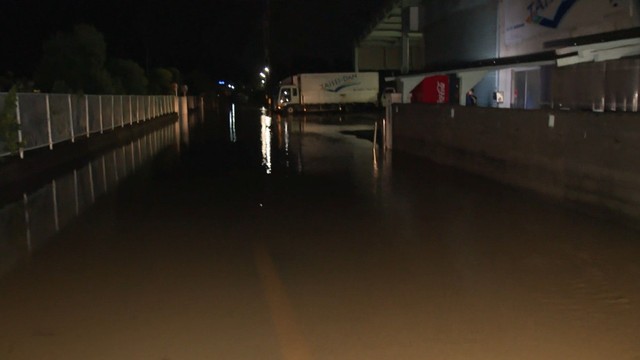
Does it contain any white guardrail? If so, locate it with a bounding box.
[0,93,180,159]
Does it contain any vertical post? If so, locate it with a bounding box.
[136,96,140,123]
[52,180,59,232]
[88,162,95,203]
[120,95,124,127]
[524,71,529,110]
[111,96,115,130]
[123,147,128,176]
[113,151,119,182]
[354,45,359,73]
[85,95,90,138]
[23,193,31,253]
[401,32,410,75]
[73,169,79,215]
[99,96,104,134]
[16,94,24,159]
[45,94,53,150]
[130,143,136,171]
[129,96,133,125]
[102,156,108,192]
[68,94,75,143]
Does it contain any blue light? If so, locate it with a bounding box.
[218,81,226,85]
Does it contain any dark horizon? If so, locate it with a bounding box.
[1,0,387,88]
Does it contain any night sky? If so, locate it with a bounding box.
[1,0,387,87]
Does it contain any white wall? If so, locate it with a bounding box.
[500,0,640,57]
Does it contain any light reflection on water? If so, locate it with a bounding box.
[229,104,237,143]
[0,124,177,278]
[261,108,272,175]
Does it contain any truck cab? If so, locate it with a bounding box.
[276,85,300,113]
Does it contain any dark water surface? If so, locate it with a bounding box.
[0,104,639,360]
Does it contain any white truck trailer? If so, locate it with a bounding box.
[275,72,379,113]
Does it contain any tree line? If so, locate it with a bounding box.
[2,24,186,95]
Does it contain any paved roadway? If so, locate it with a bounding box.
[0,104,639,359]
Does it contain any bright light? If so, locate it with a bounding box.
[259,72,266,79]
[218,80,225,85]
[264,67,270,73]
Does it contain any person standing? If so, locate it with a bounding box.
[466,88,477,106]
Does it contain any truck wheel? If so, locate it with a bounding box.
[286,106,295,114]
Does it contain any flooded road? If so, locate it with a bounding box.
[1,104,639,360]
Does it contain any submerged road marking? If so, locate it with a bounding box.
[253,241,313,360]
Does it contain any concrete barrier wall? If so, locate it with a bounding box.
[393,104,640,219]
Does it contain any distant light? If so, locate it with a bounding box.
[264,67,270,73]
[218,80,226,85]
[259,72,266,79]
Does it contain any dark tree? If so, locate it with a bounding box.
[147,67,174,95]
[35,24,113,94]
[108,59,148,95]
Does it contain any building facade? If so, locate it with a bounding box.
[360,0,640,109]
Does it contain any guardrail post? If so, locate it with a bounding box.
[88,162,95,203]
[111,96,115,130]
[73,169,79,215]
[45,94,53,150]
[16,94,24,159]
[68,94,75,143]
[102,156,108,192]
[52,179,59,231]
[85,95,90,138]
[113,152,119,182]
[99,96,104,134]
[120,95,124,127]
[23,193,31,252]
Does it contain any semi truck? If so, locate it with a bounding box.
[275,72,379,113]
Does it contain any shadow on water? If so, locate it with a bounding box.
[0,123,179,278]
[340,129,376,142]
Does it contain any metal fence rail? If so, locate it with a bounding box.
[0,93,178,159]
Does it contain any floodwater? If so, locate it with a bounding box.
[0,103,639,360]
